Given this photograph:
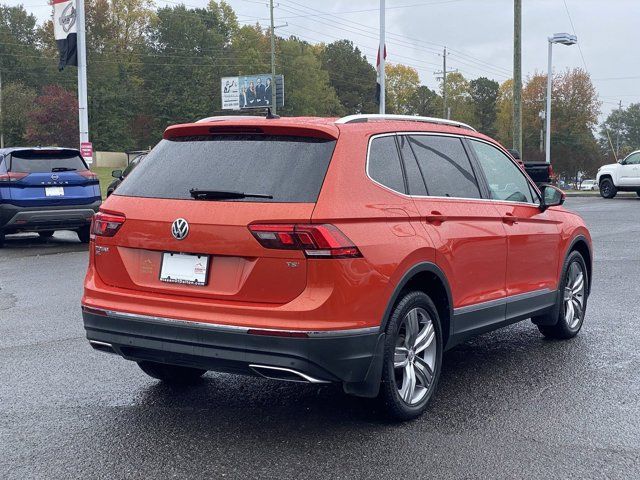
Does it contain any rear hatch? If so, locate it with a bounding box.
[96,123,338,304]
[3,149,100,207]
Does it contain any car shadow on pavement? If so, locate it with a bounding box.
[113,322,589,434]
[0,232,87,256]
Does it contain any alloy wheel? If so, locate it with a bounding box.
[564,261,585,329]
[394,307,437,405]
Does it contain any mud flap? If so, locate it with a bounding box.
[342,333,385,398]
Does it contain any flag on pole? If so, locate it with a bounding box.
[53,0,78,70]
[376,44,387,105]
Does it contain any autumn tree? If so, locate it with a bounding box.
[495,79,514,147]
[25,85,79,147]
[442,72,474,126]
[1,82,37,145]
[385,63,420,114]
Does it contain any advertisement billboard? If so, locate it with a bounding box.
[221,74,284,110]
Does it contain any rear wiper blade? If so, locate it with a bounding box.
[189,189,273,200]
[51,167,76,172]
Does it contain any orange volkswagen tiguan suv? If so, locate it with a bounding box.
[82,114,592,420]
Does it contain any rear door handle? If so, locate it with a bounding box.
[502,213,518,225]
[425,211,447,224]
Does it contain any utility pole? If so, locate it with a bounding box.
[513,0,522,155]
[269,0,277,114]
[379,0,386,114]
[77,0,89,154]
[435,48,456,119]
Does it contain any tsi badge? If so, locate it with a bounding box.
[171,218,189,240]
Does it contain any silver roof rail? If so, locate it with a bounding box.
[196,116,259,123]
[335,114,476,131]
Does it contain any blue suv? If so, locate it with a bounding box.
[0,147,101,246]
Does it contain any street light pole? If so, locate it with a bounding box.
[545,39,553,165]
[545,33,577,165]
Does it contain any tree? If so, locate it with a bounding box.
[409,85,440,117]
[385,63,419,115]
[469,77,498,136]
[25,85,79,147]
[1,82,37,146]
[599,103,640,162]
[320,40,377,114]
[278,37,343,116]
[495,79,514,147]
[442,72,474,126]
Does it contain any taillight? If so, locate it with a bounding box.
[0,172,28,183]
[248,224,362,259]
[78,170,98,181]
[92,210,125,237]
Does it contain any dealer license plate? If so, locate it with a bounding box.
[159,252,209,286]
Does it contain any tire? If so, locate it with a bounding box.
[535,250,588,340]
[599,178,617,198]
[38,231,54,238]
[137,361,206,384]
[378,291,443,421]
[77,226,91,243]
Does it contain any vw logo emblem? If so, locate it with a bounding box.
[51,174,59,181]
[171,218,189,240]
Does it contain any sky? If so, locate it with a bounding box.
[11,0,640,120]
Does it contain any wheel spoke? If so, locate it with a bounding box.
[394,346,409,368]
[572,273,584,295]
[414,321,435,353]
[414,356,433,388]
[572,299,583,321]
[400,364,416,403]
[565,299,575,324]
[404,309,419,346]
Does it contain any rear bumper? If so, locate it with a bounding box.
[0,200,100,232]
[82,307,385,394]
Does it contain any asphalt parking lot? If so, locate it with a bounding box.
[1,197,639,479]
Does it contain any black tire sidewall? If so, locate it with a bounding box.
[600,179,616,198]
[556,251,589,336]
[380,291,443,420]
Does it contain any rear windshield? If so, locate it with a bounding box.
[10,151,87,173]
[115,135,337,202]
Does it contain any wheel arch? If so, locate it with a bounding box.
[380,262,453,349]
[567,235,592,294]
[598,173,613,185]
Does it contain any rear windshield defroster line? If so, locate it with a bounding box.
[115,134,337,203]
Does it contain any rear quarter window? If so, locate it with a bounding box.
[368,135,406,193]
[116,135,336,202]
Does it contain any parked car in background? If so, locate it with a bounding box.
[0,147,101,246]
[106,153,146,197]
[579,179,597,191]
[82,114,592,421]
[596,150,640,198]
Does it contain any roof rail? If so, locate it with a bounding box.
[335,114,476,131]
[196,116,259,123]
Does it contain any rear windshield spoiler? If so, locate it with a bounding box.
[164,122,339,141]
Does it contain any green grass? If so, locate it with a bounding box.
[92,167,116,200]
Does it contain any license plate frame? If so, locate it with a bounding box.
[159,252,210,286]
[45,186,65,197]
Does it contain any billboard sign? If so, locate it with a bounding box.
[221,74,284,110]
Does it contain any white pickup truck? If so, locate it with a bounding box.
[596,150,640,198]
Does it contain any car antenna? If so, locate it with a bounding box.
[265,108,280,120]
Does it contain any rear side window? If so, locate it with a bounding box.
[408,135,481,199]
[9,151,87,173]
[116,135,336,202]
[368,136,406,193]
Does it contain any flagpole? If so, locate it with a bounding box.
[76,0,89,159]
[379,0,385,115]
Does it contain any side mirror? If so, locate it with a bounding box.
[540,184,565,211]
[111,169,123,179]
